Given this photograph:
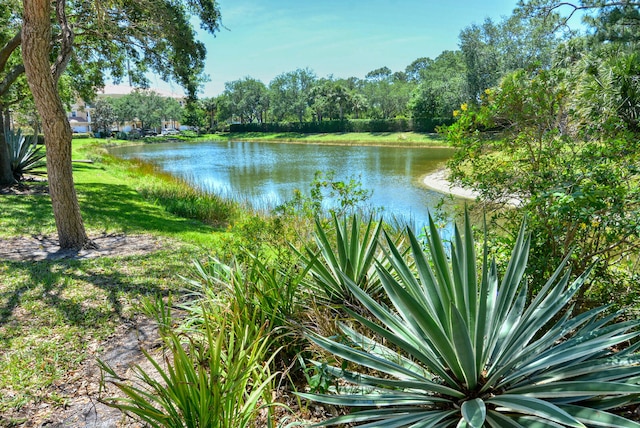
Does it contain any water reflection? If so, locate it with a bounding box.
[109,140,458,230]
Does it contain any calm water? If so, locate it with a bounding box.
[109,140,458,228]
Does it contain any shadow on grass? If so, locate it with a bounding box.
[77,182,217,235]
[0,251,184,333]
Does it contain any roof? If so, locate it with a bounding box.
[97,84,185,100]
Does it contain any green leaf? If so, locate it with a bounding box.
[509,381,640,398]
[488,395,585,427]
[485,410,526,428]
[461,398,487,428]
[308,408,456,427]
[450,304,478,390]
[297,392,440,407]
[561,404,640,428]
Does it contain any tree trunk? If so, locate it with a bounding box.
[22,0,90,249]
[0,114,14,185]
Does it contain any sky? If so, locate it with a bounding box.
[151,0,521,97]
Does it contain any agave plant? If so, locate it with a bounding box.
[300,212,640,427]
[5,127,46,181]
[296,213,384,307]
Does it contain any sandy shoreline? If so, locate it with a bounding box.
[423,168,522,207]
[422,168,480,200]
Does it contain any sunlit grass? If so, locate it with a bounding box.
[0,138,235,416]
[0,248,209,414]
[178,131,447,147]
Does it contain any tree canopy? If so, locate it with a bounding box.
[8,0,222,248]
[444,1,640,306]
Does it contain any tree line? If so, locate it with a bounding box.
[193,9,569,129]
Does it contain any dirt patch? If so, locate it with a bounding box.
[0,177,49,196]
[0,234,166,262]
[3,316,161,427]
[0,234,171,427]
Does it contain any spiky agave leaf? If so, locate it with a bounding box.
[300,211,640,427]
[296,213,384,306]
[5,127,46,181]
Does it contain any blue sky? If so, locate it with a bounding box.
[153,0,521,97]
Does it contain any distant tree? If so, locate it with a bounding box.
[408,51,467,119]
[111,96,134,130]
[309,79,353,121]
[200,97,217,130]
[350,92,368,119]
[91,99,117,136]
[110,91,182,131]
[362,66,409,119]
[224,77,269,123]
[405,57,434,82]
[269,68,316,122]
[127,90,166,130]
[163,98,183,130]
[365,66,393,82]
[459,11,569,100]
[214,93,233,124]
[182,99,207,131]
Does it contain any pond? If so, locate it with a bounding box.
[109,140,459,229]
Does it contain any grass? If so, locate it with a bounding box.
[0,132,448,423]
[170,131,447,147]
[0,138,235,420]
[0,250,199,413]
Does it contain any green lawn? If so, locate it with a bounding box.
[175,130,447,147]
[0,132,448,421]
[0,138,231,419]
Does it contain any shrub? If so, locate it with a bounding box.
[99,296,278,428]
[229,118,454,134]
[5,128,46,181]
[296,213,384,307]
[300,211,640,427]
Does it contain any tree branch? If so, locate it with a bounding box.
[51,0,74,82]
[0,64,25,98]
[541,1,640,30]
[0,30,22,74]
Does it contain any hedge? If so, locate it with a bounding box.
[229,118,454,134]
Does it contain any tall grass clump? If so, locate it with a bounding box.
[181,251,310,365]
[99,294,279,427]
[300,211,640,427]
[126,158,239,227]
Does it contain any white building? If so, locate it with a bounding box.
[68,84,186,134]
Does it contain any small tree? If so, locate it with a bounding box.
[91,99,116,136]
[182,99,207,132]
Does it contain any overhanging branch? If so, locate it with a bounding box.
[0,64,25,98]
[0,30,22,74]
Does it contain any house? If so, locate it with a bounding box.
[67,84,186,133]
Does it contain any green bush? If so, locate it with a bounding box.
[99,302,278,428]
[5,128,46,181]
[72,132,93,139]
[229,118,454,134]
[300,211,640,427]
